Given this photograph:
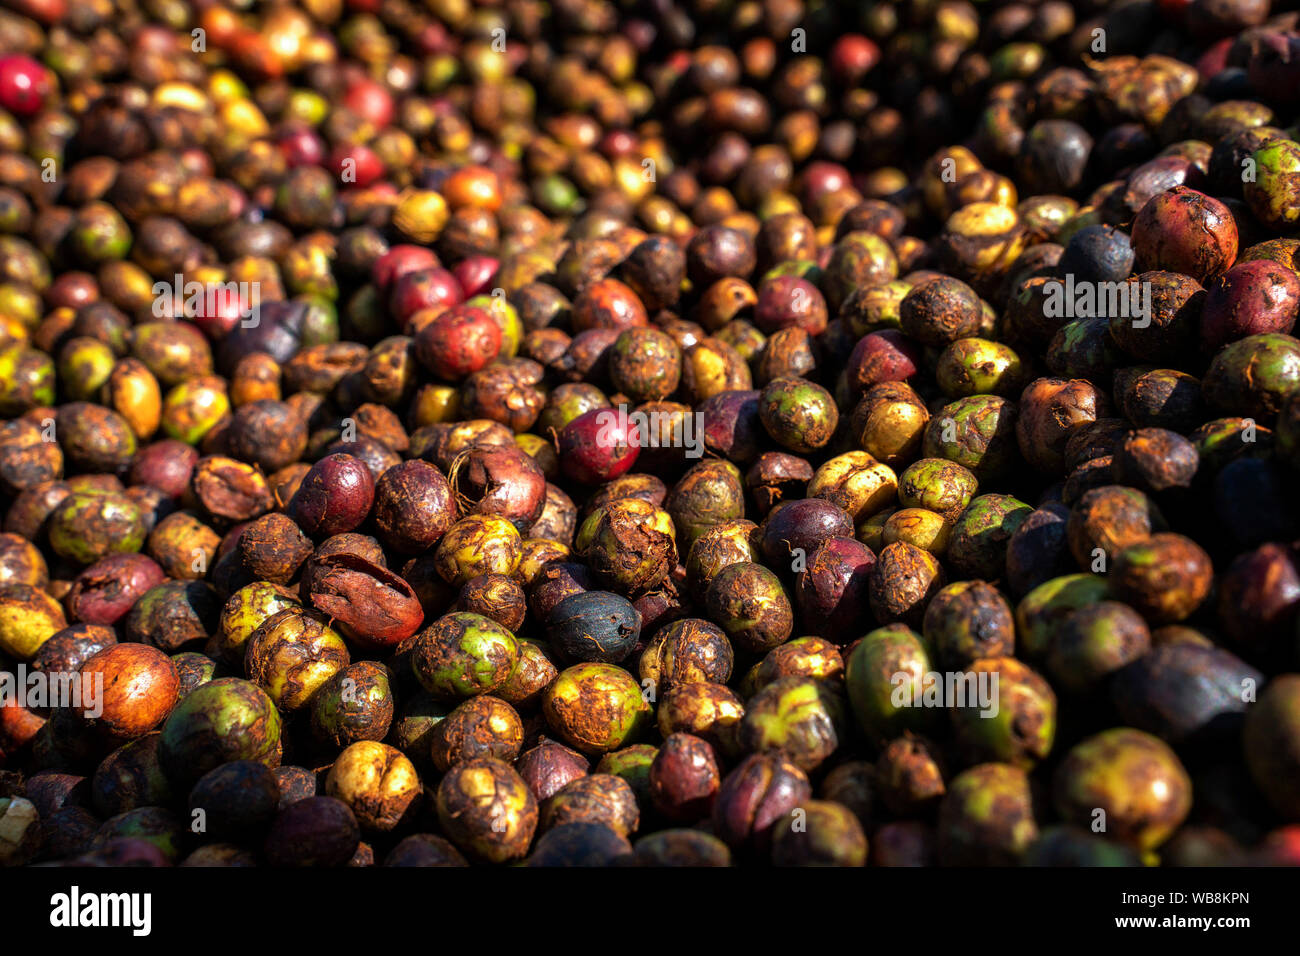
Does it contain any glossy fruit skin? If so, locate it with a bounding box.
[558,408,641,484]
[0,55,50,116]
[1244,140,1300,231]
[1016,573,1112,660]
[649,732,721,822]
[794,537,875,643]
[1110,533,1213,625]
[0,584,66,660]
[1132,187,1238,283]
[1053,728,1192,851]
[515,740,590,803]
[433,514,522,586]
[158,678,282,789]
[77,643,179,741]
[18,0,1300,873]
[289,453,375,539]
[215,582,301,667]
[1203,332,1300,418]
[952,657,1057,768]
[847,330,921,398]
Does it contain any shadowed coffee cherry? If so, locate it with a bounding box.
[1111,533,1212,624]
[649,733,720,822]
[846,624,939,743]
[158,678,282,789]
[1200,259,1300,350]
[1244,676,1300,820]
[771,800,868,866]
[639,618,733,692]
[383,834,467,867]
[922,580,1014,669]
[711,752,811,858]
[188,760,280,841]
[870,825,934,867]
[264,796,360,867]
[939,763,1038,865]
